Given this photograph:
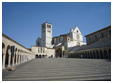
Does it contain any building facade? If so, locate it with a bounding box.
[52,26,86,58]
[68,25,111,59]
[31,46,55,58]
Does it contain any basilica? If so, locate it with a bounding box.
[34,22,86,58]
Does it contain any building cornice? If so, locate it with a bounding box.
[85,25,111,37]
[2,33,32,52]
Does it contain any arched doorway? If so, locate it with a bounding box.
[56,48,62,58]
[35,55,39,58]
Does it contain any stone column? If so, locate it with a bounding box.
[24,55,26,62]
[16,53,18,64]
[92,51,94,59]
[19,55,20,64]
[95,51,97,59]
[8,54,11,67]
[24,55,25,62]
[98,50,101,59]
[2,54,6,69]
[22,55,23,62]
[12,52,15,66]
[21,55,23,63]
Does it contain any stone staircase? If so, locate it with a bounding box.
[2,58,111,81]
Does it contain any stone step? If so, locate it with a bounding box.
[3,58,111,81]
[3,74,110,81]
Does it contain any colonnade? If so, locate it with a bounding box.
[2,43,35,69]
[35,54,47,58]
[68,47,111,59]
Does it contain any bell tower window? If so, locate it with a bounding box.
[47,25,51,28]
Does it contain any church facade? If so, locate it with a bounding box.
[34,22,86,58]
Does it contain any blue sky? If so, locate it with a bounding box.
[2,2,111,48]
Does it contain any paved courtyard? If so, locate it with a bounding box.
[2,58,111,81]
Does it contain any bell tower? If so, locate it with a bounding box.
[41,22,52,47]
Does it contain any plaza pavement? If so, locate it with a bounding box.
[2,58,111,81]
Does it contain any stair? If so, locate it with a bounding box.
[2,58,111,81]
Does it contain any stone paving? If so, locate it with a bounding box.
[2,58,111,81]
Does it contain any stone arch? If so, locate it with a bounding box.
[35,54,39,58]
[42,55,44,58]
[104,50,108,59]
[56,48,62,58]
[39,55,41,58]
[96,51,99,59]
[5,45,10,67]
[2,43,5,52]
